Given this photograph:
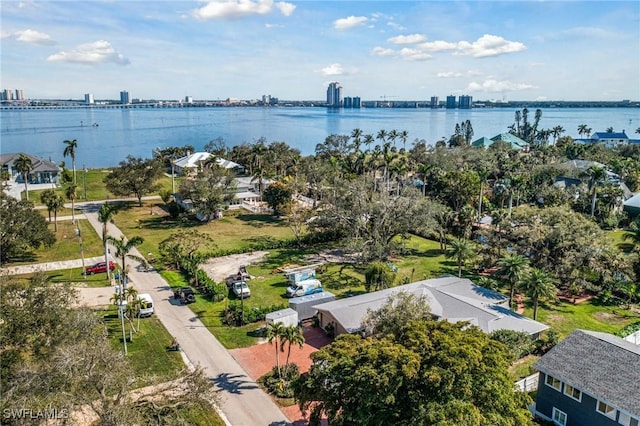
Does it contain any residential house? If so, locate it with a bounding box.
[471,133,529,151]
[313,276,548,337]
[0,153,61,184]
[172,152,244,175]
[533,329,640,426]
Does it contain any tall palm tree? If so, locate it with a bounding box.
[623,217,640,251]
[551,125,565,144]
[40,188,57,223]
[518,268,556,320]
[65,184,77,224]
[97,202,118,280]
[399,130,409,152]
[497,253,530,308]
[106,235,146,289]
[585,165,607,217]
[280,325,305,375]
[13,154,33,200]
[63,139,78,185]
[577,124,589,140]
[447,238,476,278]
[266,322,286,378]
[50,194,65,232]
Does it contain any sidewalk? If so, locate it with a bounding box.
[1,256,103,275]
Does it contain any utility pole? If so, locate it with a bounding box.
[83,165,87,199]
[75,227,86,278]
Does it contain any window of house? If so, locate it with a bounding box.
[563,384,582,402]
[545,374,562,392]
[552,407,568,426]
[597,400,616,419]
[619,412,640,426]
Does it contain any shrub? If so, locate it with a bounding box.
[490,329,535,360]
[222,302,288,326]
[259,364,300,398]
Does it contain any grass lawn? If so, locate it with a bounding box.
[14,267,111,287]
[101,305,185,386]
[523,299,640,339]
[509,354,540,380]
[5,218,103,265]
[607,229,635,253]
[113,203,296,259]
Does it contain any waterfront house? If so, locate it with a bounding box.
[533,329,640,426]
[173,152,244,175]
[0,153,61,184]
[313,276,548,337]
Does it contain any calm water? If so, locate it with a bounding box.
[1,106,638,168]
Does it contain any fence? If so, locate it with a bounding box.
[515,373,539,392]
[624,330,640,345]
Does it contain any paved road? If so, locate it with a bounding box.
[80,203,291,426]
[1,256,104,275]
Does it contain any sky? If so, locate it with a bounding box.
[1,0,639,102]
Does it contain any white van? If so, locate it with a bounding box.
[286,279,323,298]
[137,293,154,317]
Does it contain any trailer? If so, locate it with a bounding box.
[288,291,336,320]
[266,308,299,328]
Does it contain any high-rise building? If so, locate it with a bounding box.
[85,93,94,104]
[458,95,473,109]
[326,82,343,107]
[14,89,24,100]
[185,96,193,104]
[120,90,130,104]
[446,95,457,109]
[3,89,14,101]
[352,96,361,108]
[430,96,439,108]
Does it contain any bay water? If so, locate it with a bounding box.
[1,106,638,168]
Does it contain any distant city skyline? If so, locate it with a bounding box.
[1,1,639,101]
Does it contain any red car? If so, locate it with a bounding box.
[86,261,116,274]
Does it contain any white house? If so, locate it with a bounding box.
[173,152,244,175]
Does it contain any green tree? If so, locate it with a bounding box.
[104,156,163,206]
[447,238,476,277]
[97,202,117,280]
[294,320,534,426]
[263,181,292,215]
[361,291,431,339]
[106,235,146,287]
[518,268,556,320]
[63,138,78,185]
[584,165,607,217]
[178,164,235,220]
[364,261,396,292]
[13,153,33,201]
[39,188,57,223]
[489,329,535,361]
[159,230,216,272]
[65,183,78,224]
[497,254,530,308]
[281,325,305,375]
[266,322,286,378]
[49,193,65,232]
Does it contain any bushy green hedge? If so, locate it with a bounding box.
[223,301,288,326]
[259,364,300,398]
[615,321,640,338]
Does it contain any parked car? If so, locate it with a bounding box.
[137,293,154,317]
[286,279,323,298]
[232,281,251,299]
[86,261,116,275]
[173,287,196,304]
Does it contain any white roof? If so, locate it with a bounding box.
[174,152,242,170]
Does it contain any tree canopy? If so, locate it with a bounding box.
[104,156,164,206]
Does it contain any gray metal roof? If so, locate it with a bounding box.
[313,277,548,335]
[534,329,640,417]
[0,153,60,173]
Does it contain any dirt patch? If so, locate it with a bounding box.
[304,249,360,264]
[201,251,268,282]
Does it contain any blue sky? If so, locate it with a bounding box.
[1,1,639,101]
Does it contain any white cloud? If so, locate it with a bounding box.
[387,21,406,31]
[333,16,367,30]
[467,79,535,92]
[14,29,56,45]
[387,34,426,45]
[455,34,526,58]
[192,0,295,20]
[399,47,431,61]
[417,40,457,52]
[47,40,130,65]
[320,63,344,76]
[372,46,395,57]
[437,71,463,78]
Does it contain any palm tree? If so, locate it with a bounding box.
[97,202,117,280]
[497,254,530,308]
[63,139,78,185]
[13,154,33,200]
[518,268,556,320]
[551,125,565,144]
[50,194,65,232]
[447,238,476,278]
[65,184,77,224]
[622,217,640,251]
[40,188,57,223]
[106,235,146,289]
[266,322,286,378]
[577,124,590,140]
[585,165,607,217]
[280,325,305,375]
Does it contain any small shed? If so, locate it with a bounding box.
[289,291,336,320]
[265,308,299,327]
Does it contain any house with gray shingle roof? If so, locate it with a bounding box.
[0,153,61,184]
[533,329,640,426]
[312,276,548,337]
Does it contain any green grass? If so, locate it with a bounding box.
[607,229,635,253]
[523,299,640,339]
[5,219,103,265]
[100,305,185,387]
[14,267,111,287]
[509,354,540,380]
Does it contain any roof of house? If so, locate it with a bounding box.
[534,329,640,417]
[0,153,60,173]
[313,276,548,335]
[173,152,242,170]
[471,137,492,148]
[490,133,529,148]
[562,159,606,171]
[592,132,628,140]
